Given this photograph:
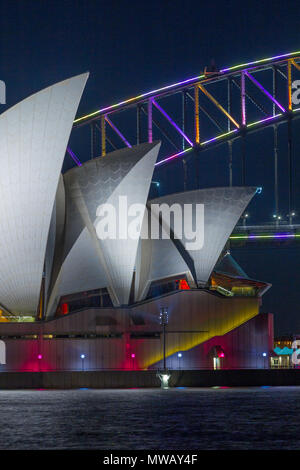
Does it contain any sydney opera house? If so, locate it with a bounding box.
[0,74,273,373]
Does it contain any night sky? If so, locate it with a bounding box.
[0,0,299,335]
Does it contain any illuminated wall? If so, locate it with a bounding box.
[151,311,274,370]
[0,289,270,372]
[128,289,260,369]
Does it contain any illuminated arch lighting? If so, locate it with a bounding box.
[74,50,300,124]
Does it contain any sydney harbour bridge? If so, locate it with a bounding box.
[67,51,300,248]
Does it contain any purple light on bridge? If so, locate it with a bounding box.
[220,50,300,73]
[156,128,240,166]
[245,71,286,113]
[272,234,295,239]
[152,99,193,147]
[105,116,132,148]
[155,147,192,166]
[201,129,238,146]
[75,73,206,122]
[248,233,295,240]
[241,72,246,125]
[67,147,82,166]
[75,50,300,125]
[248,115,281,127]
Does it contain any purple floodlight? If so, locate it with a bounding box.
[105,116,132,148]
[152,99,193,147]
[67,147,82,167]
[248,233,295,240]
[245,72,286,112]
[155,148,192,167]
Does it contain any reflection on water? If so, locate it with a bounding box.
[0,386,299,449]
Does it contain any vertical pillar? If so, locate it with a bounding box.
[241,72,246,185]
[90,123,95,159]
[194,85,200,144]
[241,136,246,186]
[136,105,141,145]
[288,118,293,225]
[227,77,233,186]
[273,67,279,219]
[194,85,200,189]
[287,60,293,224]
[272,66,277,117]
[159,307,168,372]
[148,99,153,143]
[182,90,187,191]
[274,125,279,219]
[101,115,106,157]
[228,141,233,187]
[182,90,187,150]
[241,72,246,125]
[288,59,292,111]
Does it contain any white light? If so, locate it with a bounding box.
[262,352,267,357]
[178,353,182,358]
[81,354,85,359]
[157,371,171,389]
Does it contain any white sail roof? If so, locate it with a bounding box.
[47,142,161,313]
[0,73,89,313]
[148,187,256,286]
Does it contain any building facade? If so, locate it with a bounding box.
[0,75,273,372]
[0,289,273,371]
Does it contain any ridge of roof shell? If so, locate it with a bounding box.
[63,141,161,177]
[0,72,89,118]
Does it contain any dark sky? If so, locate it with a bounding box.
[0,0,299,335]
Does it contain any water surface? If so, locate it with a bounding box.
[0,386,298,449]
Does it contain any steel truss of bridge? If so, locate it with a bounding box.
[68,50,300,225]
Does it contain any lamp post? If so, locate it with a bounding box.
[160,307,168,371]
[157,307,170,389]
[131,353,135,370]
[37,353,42,372]
[262,352,267,369]
[178,352,182,370]
[273,214,282,227]
[242,213,249,226]
[81,354,85,371]
[288,211,296,226]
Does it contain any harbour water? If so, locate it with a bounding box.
[0,386,299,449]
